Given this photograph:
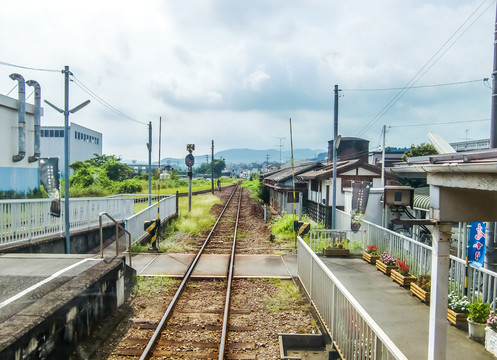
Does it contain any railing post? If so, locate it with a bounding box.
[99,214,103,258]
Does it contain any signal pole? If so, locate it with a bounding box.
[185,144,195,212]
[211,140,214,194]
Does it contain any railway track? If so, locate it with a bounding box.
[113,184,257,359]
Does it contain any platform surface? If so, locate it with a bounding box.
[132,253,292,279]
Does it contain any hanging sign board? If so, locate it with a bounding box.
[39,158,61,217]
[350,181,371,233]
[468,222,486,268]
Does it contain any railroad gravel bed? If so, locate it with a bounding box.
[70,187,316,359]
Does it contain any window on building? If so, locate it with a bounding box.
[287,192,300,203]
[311,180,318,192]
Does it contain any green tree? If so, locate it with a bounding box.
[194,159,226,178]
[402,143,438,162]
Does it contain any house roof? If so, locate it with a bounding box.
[263,161,321,183]
[297,159,386,181]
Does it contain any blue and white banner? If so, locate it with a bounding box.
[468,222,486,268]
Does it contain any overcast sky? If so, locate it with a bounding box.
[0,0,495,163]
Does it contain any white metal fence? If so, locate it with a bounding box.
[298,237,408,360]
[0,198,134,246]
[125,195,177,246]
[309,209,497,305]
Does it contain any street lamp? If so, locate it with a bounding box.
[44,66,90,254]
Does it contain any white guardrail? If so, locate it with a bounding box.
[298,236,408,360]
[0,194,178,248]
[309,209,497,305]
[125,195,177,246]
[0,197,134,246]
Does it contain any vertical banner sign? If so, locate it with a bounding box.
[39,158,61,217]
[350,182,371,233]
[468,222,486,268]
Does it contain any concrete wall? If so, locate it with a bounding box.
[0,94,39,192]
[0,257,135,360]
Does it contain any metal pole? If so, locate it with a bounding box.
[211,140,214,194]
[490,2,497,148]
[289,118,297,249]
[331,85,339,230]
[148,121,152,206]
[188,167,192,212]
[158,117,161,222]
[63,66,71,254]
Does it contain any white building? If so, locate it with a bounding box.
[0,94,39,193]
[40,122,102,177]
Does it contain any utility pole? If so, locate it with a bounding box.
[490,3,497,149]
[147,121,152,206]
[211,140,214,194]
[44,66,90,254]
[331,85,339,230]
[381,125,386,187]
[266,154,270,168]
[275,137,286,167]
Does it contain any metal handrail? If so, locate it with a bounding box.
[99,212,132,267]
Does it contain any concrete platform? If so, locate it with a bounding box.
[0,253,132,360]
[132,253,292,279]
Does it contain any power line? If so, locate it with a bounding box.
[356,0,495,138]
[70,74,148,126]
[389,118,490,128]
[342,78,488,92]
[0,60,60,73]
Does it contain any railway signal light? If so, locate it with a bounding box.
[185,153,195,167]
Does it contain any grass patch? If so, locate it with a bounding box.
[155,193,221,253]
[265,279,303,312]
[271,214,325,248]
[132,276,177,297]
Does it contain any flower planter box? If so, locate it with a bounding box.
[486,327,497,356]
[447,308,468,327]
[375,259,398,276]
[390,269,417,288]
[362,252,380,265]
[468,319,486,343]
[323,248,350,257]
[410,282,430,303]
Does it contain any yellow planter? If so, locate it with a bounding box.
[447,308,468,327]
[362,252,380,265]
[391,269,417,288]
[410,282,430,303]
[375,259,398,276]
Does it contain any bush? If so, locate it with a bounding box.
[115,179,143,194]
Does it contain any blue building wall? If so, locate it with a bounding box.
[0,167,40,193]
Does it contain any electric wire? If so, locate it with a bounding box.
[389,118,490,128]
[70,74,148,126]
[0,60,60,73]
[342,78,487,92]
[355,0,495,138]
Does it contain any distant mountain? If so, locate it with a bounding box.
[214,148,325,165]
[140,148,325,169]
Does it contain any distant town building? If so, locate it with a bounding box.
[449,138,490,152]
[40,122,102,177]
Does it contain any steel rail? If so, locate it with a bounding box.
[139,184,240,360]
[218,187,243,359]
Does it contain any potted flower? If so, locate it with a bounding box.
[362,244,380,264]
[410,274,431,303]
[486,310,497,356]
[323,239,350,257]
[447,291,469,327]
[390,259,416,287]
[467,299,491,343]
[375,252,398,275]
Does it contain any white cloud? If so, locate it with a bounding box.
[0,0,494,161]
